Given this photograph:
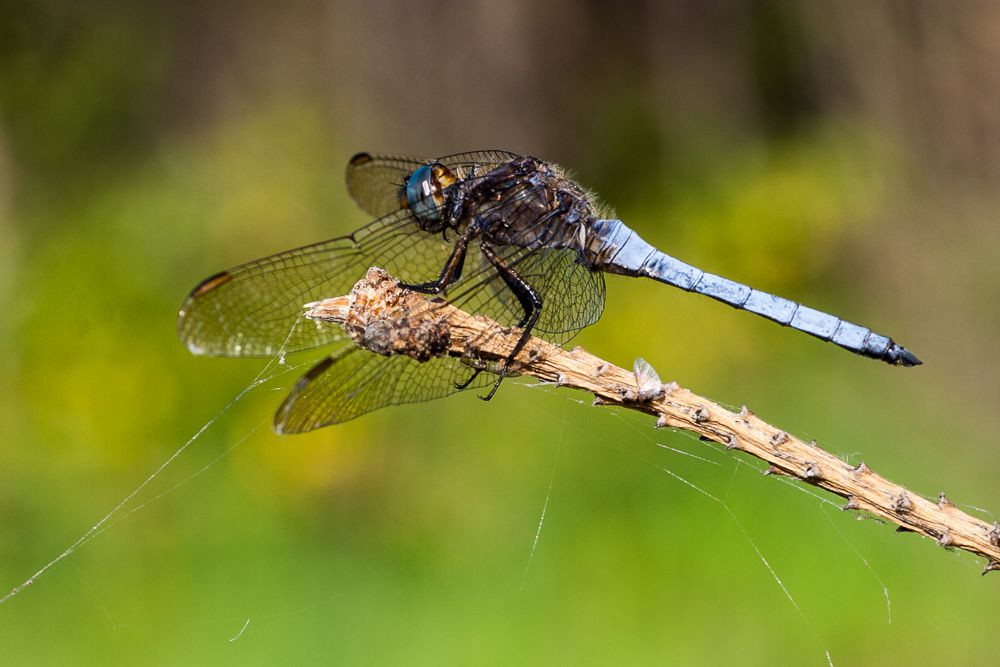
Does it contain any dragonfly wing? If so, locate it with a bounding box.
[345,153,426,218]
[437,149,523,169]
[178,209,454,357]
[450,245,606,346]
[345,150,523,217]
[274,346,491,433]
[272,245,601,432]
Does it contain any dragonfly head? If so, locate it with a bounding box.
[402,162,457,231]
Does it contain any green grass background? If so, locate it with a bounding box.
[2,3,999,664]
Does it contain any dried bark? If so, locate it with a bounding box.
[308,268,1000,574]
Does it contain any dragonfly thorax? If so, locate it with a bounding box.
[402,162,457,232]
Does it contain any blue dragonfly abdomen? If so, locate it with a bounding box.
[586,218,921,366]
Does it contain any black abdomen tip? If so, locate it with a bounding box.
[887,343,922,367]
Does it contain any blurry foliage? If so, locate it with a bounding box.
[0,2,168,183]
[748,0,821,136]
[667,128,881,287]
[1,1,999,664]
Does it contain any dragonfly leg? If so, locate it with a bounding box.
[477,242,542,401]
[454,368,483,390]
[400,230,472,294]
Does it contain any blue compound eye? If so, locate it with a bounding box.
[404,162,456,226]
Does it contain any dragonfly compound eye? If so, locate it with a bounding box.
[404,162,456,228]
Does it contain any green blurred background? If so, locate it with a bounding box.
[2,1,999,664]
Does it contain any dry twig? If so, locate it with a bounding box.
[308,268,1000,574]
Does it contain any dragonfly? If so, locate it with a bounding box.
[178,150,920,433]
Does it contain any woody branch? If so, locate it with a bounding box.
[307,267,1000,574]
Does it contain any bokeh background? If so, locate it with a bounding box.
[2,1,999,664]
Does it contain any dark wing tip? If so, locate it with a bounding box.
[188,270,233,299]
[349,152,373,167]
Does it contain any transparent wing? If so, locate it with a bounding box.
[439,149,524,171]
[272,245,604,432]
[274,345,492,433]
[269,242,604,432]
[344,153,422,218]
[178,209,455,357]
[449,245,606,345]
[345,150,522,217]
